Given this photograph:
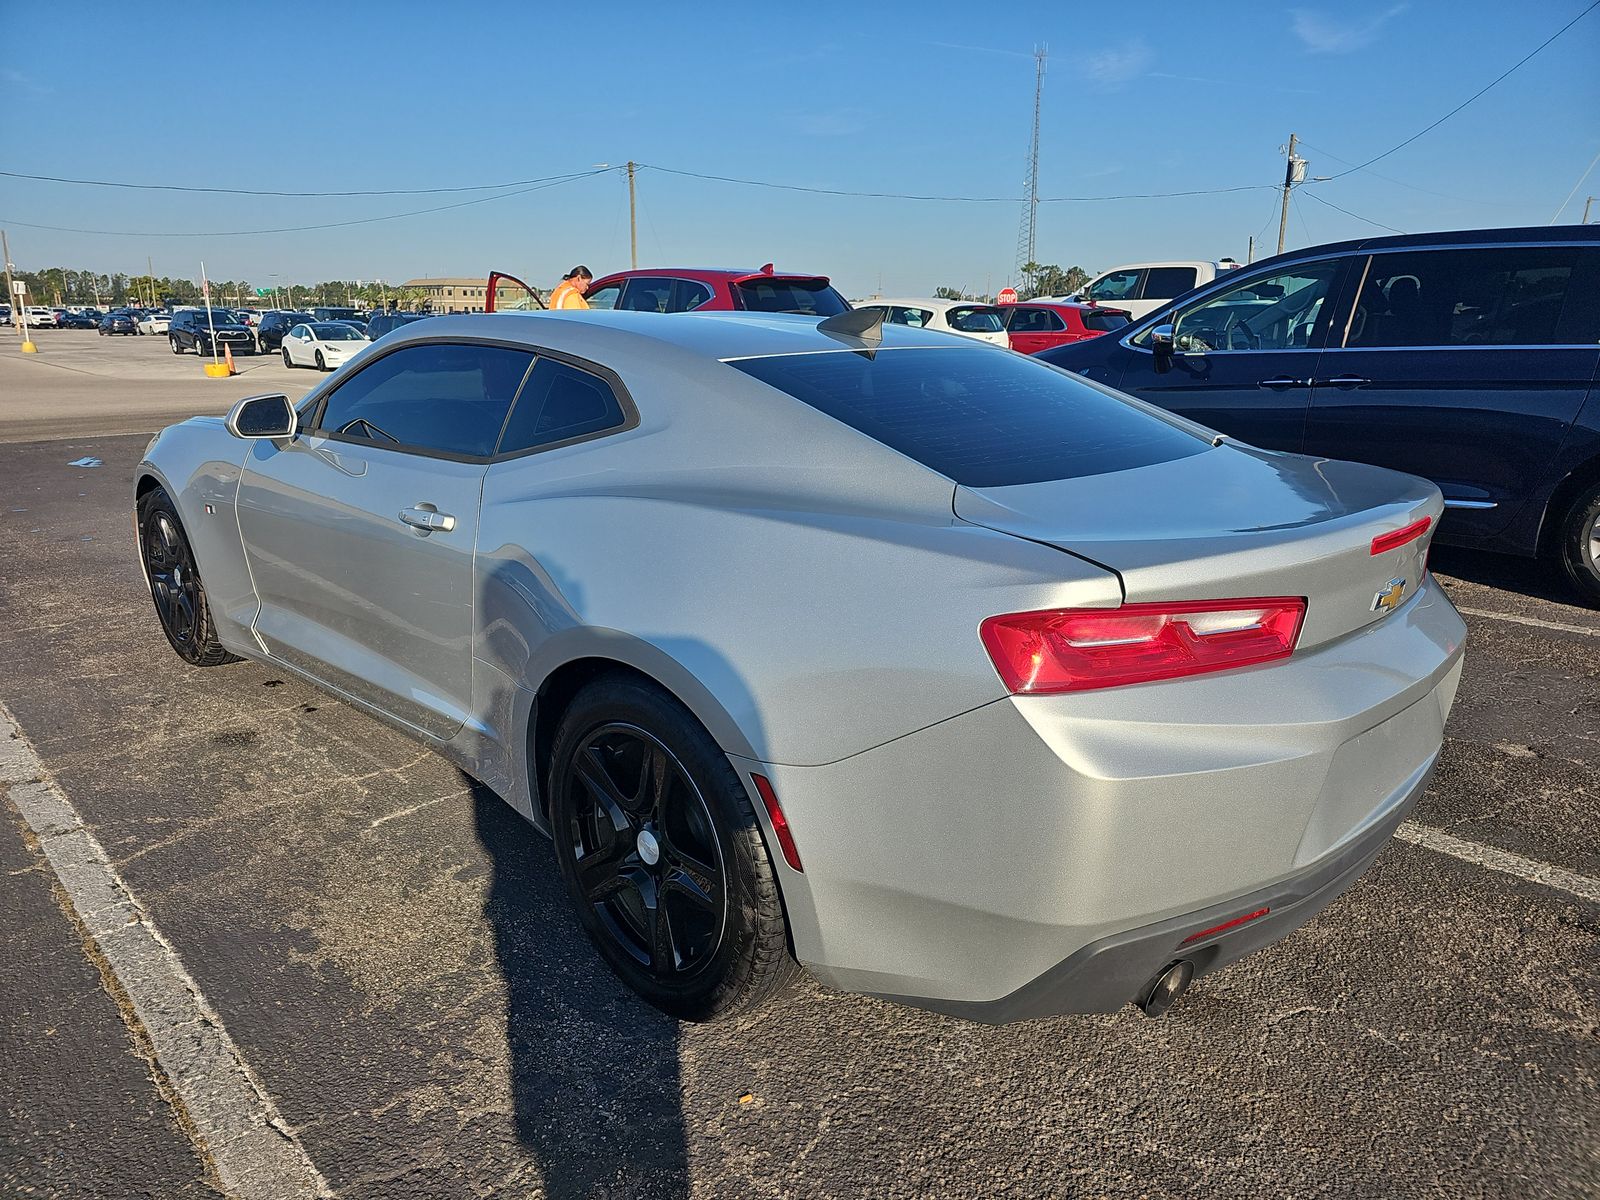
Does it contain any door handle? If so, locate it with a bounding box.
[1257,376,1308,389]
[1315,375,1371,388]
[398,505,456,533]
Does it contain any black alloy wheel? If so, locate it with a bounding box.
[137,487,240,667]
[565,723,728,981]
[549,676,798,1021]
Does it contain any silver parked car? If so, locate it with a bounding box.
[135,310,1466,1022]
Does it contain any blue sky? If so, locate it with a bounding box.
[3,2,1597,298]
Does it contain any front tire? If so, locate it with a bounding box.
[549,675,798,1022]
[314,350,326,371]
[1557,481,1600,606]
[137,487,241,667]
[282,347,293,368]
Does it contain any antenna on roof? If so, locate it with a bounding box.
[817,307,885,357]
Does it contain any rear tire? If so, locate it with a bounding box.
[137,487,241,667]
[1557,481,1600,606]
[548,675,798,1022]
[170,336,182,354]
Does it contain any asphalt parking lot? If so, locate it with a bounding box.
[2,330,1596,1199]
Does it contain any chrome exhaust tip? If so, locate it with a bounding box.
[1137,960,1195,1018]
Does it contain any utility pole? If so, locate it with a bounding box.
[1584,196,1597,224]
[147,255,155,306]
[1277,133,1306,256]
[626,161,638,270]
[1247,235,1255,264]
[1014,46,1047,284]
[2,228,28,350]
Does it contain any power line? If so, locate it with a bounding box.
[1295,140,1524,208]
[1321,0,1599,182]
[637,163,1274,203]
[0,171,609,238]
[1550,146,1600,223]
[1300,190,1408,235]
[0,166,615,198]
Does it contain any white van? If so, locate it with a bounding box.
[1076,260,1243,320]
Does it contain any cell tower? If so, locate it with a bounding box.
[1014,45,1047,286]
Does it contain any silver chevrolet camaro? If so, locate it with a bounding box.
[135,309,1465,1023]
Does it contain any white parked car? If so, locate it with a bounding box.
[281,321,370,371]
[848,298,1011,348]
[137,312,172,336]
[25,306,58,328]
[1075,260,1244,320]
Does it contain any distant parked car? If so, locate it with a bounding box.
[1040,225,1600,603]
[364,311,433,341]
[99,311,139,336]
[280,321,369,370]
[311,306,362,324]
[998,301,1132,355]
[137,311,172,336]
[848,298,1012,348]
[1073,260,1245,321]
[255,311,315,352]
[169,309,256,356]
[58,311,100,329]
[487,264,851,316]
[26,306,59,328]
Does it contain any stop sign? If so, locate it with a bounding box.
[997,287,1019,304]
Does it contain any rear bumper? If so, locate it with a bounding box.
[744,575,1466,1020]
[873,755,1431,1023]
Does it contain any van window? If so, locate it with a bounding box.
[1345,247,1600,348]
[1172,261,1339,352]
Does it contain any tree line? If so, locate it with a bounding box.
[933,263,1093,303]
[8,265,425,309]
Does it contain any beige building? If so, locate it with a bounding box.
[403,277,491,313]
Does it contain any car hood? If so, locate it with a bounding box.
[953,443,1444,650]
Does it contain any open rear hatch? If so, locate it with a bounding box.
[955,444,1443,649]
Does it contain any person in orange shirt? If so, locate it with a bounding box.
[549,266,594,310]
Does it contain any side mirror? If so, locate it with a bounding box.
[1150,323,1175,372]
[226,393,297,439]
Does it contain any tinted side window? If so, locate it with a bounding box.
[313,343,535,458]
[731,347,1208,488]
[673,279,714,311]
[1085,269,1142,301]
[619,277,676,313]
[496,358,627,455]
[1082,310,1131,332]
[1345,247,1600,348]
[585,284,620,310]
[1008,308,1063,333]
[890,306,931,328]
[1142,266,1199,298]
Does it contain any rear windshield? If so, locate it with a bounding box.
[947,305,1006,333]
[733,278,849,316]
[731,347,1208,487]
[1081,310,1131,332]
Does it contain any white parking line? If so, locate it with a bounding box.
[1456,606,1600,638]
[1395,821,1600,905]
[0,704,330,1200]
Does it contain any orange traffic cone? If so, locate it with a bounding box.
[223,344,237,375]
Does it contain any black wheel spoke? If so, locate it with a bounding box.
[575,841,632,902]
[575,747,632,832]
[641,743,673,821]
[649,889,678,972]
[661,837,719,909]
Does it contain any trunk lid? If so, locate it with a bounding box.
[954,444,1443,649]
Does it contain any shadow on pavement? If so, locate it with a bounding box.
[471,779,691,1200]
[1431,545,1589,608]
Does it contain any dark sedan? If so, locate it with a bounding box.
[98,311,139,336]
[1040,226,1600,604]
[255,311,315,352]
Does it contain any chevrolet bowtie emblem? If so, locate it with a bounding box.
[1372,577,1407,614]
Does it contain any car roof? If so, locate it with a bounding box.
[384,309,980,362]
[1241,224,1599,273]
[592,267,832,285]
[854,297,995,312]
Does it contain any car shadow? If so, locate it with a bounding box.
[1430,545,1591,609]
[470,777,691,1200]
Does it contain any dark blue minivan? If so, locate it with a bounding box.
[1041,227,1600,603]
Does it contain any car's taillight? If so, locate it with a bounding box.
[980,598,1306,694]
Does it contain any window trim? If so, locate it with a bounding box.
[298,335,639,465]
